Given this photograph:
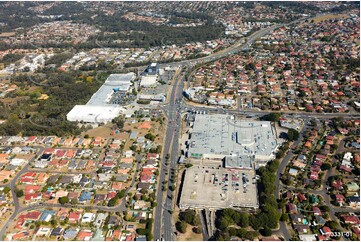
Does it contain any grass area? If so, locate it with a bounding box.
[173,193,204,241]
[176,225,203,241]
[83,123,114,138]
[0,32,15,37]
[313,14,348,23]
[123,120,165,145]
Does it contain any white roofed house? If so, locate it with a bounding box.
[9,158,26,166]
[81,213,95,224]
[35,227,51,237]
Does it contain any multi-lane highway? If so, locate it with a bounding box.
[151,12,359,241]
[153,66,188,241]
[0,11,357,241]
[125,13,321,75]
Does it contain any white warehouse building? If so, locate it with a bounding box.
[66,73,134,124]
[66,105,125,123]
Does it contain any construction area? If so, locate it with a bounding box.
[179,166,259,211]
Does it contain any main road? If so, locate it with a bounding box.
[0,12,349,241]
[153,65,188,241]
[152,12,356,241]
[123,13,322,74]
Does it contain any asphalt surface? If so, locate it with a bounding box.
[153,66,187,241]
[124,13,324,74]
[152,12,358,241]
[181,102,360,119]
[274,121,310,240]
[0,12,357,241]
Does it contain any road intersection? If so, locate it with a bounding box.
[0,12,358,241]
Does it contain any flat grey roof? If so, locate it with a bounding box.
[224,155,253,169]
[87,73,135,105]
[188,114,277,160]
[179,167,258,210]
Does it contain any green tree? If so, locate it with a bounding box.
[237,212,249,228]
[117,189,126,199]
[136,228,148,235]
[244,231,260,240]
[132,88,138,95]
[15,189,24,197]
[250,214,263,230]
[260,113,281,122]
[179,209,196,225]
[108,198,117,207]
[192,227,202,234]
[326,221,340,230]
[260,226,272,236]
[287,128,299,141]
[3,187,11,194]
[112,115,125,130]
[280,213,289,222]
[176,220,187,233]
[145,133,156,141]
[58,196,69,204]
[299,90,307,97]
[217,216,232,230]
[321,163,332,170]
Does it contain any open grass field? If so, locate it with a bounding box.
[83,123,113,138]
[0,32,15,37]
[313,14,348,23]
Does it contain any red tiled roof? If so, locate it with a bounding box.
[25,193,41,201]
[342,215,360,224]
[69,211,82,221]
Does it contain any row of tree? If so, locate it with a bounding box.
[176,209,202,234]
[212,159,281,240]
[136,218,153,240]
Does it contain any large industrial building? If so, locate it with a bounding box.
[140,75,158,88]
[179,114,277,211]
[179,167,259,211]
[66,105,126,123]
[87,73,135,105]
[67,73,135,123]
[187,114,278,167]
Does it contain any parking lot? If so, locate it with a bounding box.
[179,167,259,210]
